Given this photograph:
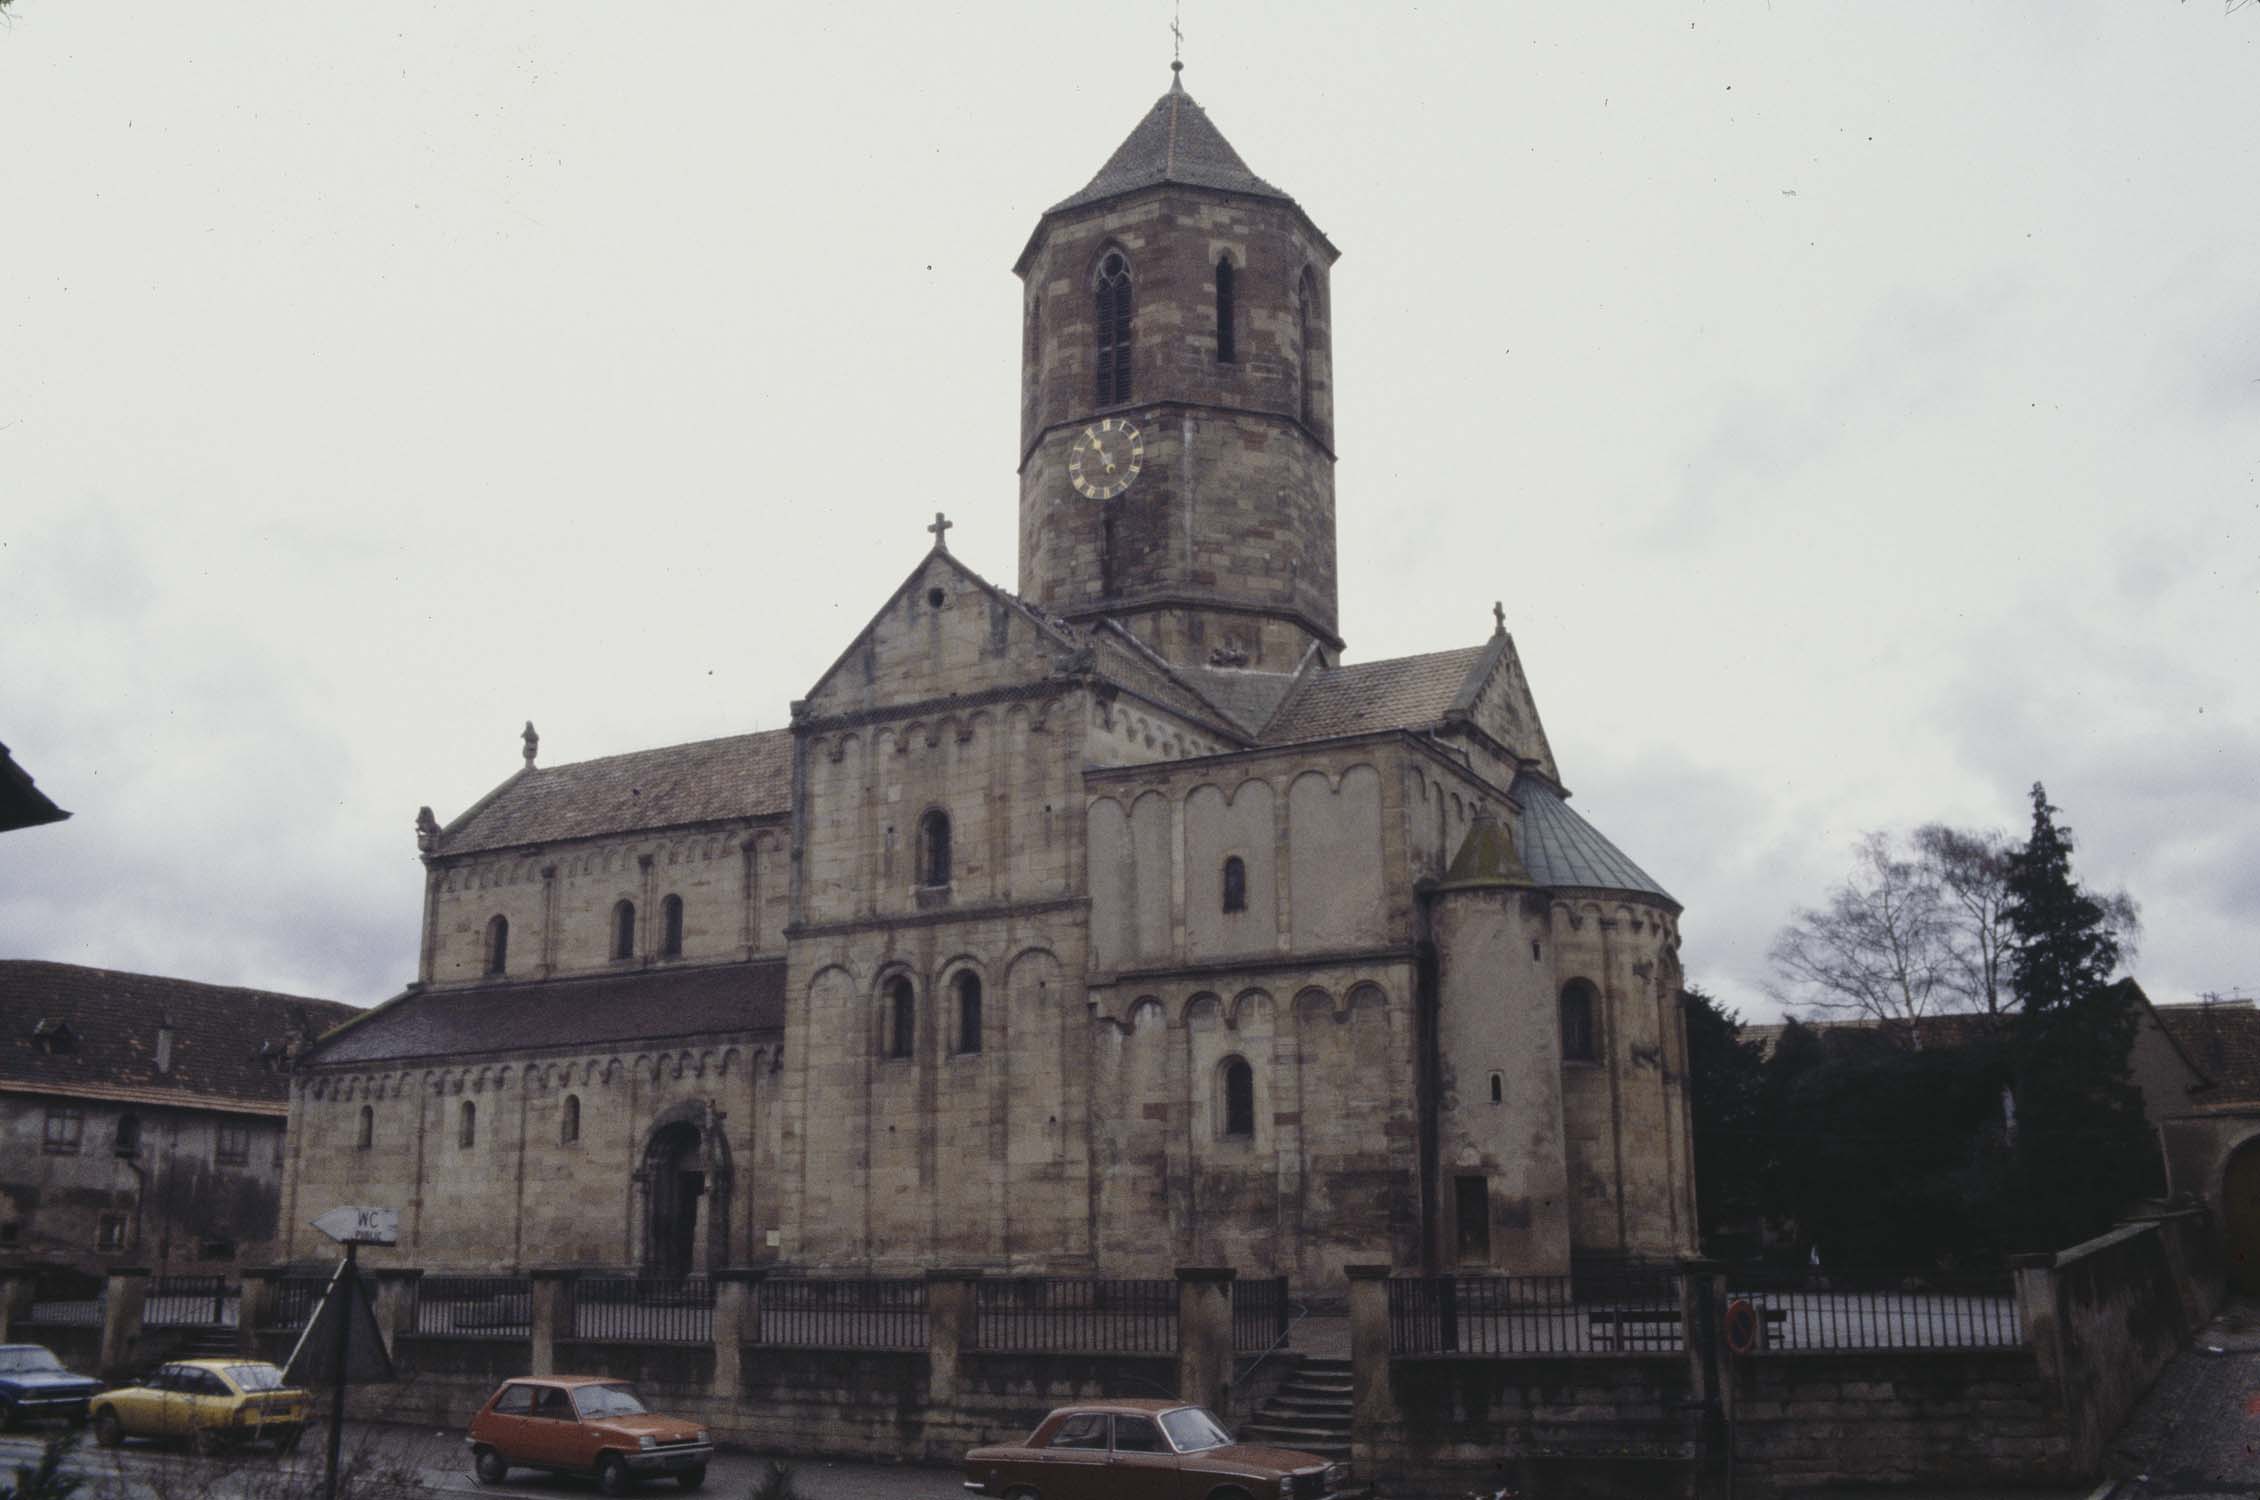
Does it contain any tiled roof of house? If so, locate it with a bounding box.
[1172,665,1303,738]
[0,740,69,833]
[1510,776,1677,907]
[2155,999,2260,1104]
[0,962,357,1113]
[1047,77,1293,217]
[307,961,786,1068]
[1262,645,1492,744]
[437,730,791,856]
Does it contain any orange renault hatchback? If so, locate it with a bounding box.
[466,1376,712,1494]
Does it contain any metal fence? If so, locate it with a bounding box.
[1233,1275,1290,1354]
[270,1275,328,1331]
[973,1277,1177,1354]
[1390,1269,1686,1356]
[20,1294,104,1328]
[144,1276,238,1329]
[413,1275,532,1338]
[755,1278,926,1350]
[569,1276,714,1344]
[1723,1269,2022,1351]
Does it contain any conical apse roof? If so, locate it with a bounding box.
[1048,71,1293,215]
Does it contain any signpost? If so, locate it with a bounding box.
[286,1207,399,1500]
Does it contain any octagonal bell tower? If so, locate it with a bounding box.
[1015,68,1342,671]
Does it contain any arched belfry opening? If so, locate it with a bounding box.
[632,1099,733,1277]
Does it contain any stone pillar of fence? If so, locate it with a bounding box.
[370,1268,424,1358]
[1175,1267,1236,1411]
[0,1265,33,1342]
[926,1268,982,1410]
[527,1268,579,1378]
[1679,1259,1730,1498]
[239,1265,287,1355]
[2009,1252,2064,1395]
[97,1266,151,1382]
[709,1268,766,1402]
[1343,1265,1399,1472]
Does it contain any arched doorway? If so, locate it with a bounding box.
[2225,1138,2260,1297]
[632,1101,733,1277]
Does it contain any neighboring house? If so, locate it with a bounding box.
[285,75,1698,1289]
[0,962,357,1275]
[0,741,68,834]
[2129,995,2260,1291]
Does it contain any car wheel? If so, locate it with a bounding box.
[93,1409,125,1448]
[596,1454,635,1497]
[1004,1489,1039,1500]
[191,1425,224,1458]
[472,1446,508,1485]
[673,1465,705,1492]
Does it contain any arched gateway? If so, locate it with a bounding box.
[2224,1136,2260,1296]
[632,1100,732,1277]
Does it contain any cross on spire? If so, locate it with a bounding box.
[928,511,953,551]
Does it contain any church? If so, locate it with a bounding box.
[283,72,1696,1290]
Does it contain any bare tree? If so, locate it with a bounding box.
[1769,832,1952,1024]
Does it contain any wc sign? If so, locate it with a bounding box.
[310,1206,400,1246]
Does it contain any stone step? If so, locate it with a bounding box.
[1279,1380,1352,1399]
[1270,1398,1351,1417]
[1241,1427,1351,1458]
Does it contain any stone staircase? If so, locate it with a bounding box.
[1241,1355,1353,1461]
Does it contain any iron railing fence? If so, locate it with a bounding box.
[1723,1267,2022,1351]
[973,1278,1177,1354]
[20,1294,105,1328]
[568,1275,715,1344]
[1232,1275,1290,1354]
[754,1278,926,1350]
[413,1275,532,1338]
[1389,1270,1686,1357]
[269,1276,328,1331]
[144,1275,237,1328]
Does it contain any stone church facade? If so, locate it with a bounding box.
[284,76,1696,1288]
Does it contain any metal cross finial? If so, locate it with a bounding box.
[1492,601,1506,636]
[928,511,953,551]
[1171,2,1183,70]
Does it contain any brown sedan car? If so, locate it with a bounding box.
[465,1376,712,1495]
[963,1399,1351,1500]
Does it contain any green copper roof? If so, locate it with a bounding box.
[1511,775,1677,907]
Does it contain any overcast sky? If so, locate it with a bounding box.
[2,3,2254,1021]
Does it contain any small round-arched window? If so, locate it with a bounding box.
[885,976,916,1060]
[484,915,509,977]
[953,972,983,1055]
[459,1100,477,1149]
[1220,1056,1255,1140]
[611,900,636,961]
[660,894,685,958]
[918,809,953,888]
[1222,856,1248,915]
[356,1106,373,1150]
[561,1094,581,1145]
[1559,980,1600,1063]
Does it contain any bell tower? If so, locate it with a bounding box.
[1014,69,1342,671]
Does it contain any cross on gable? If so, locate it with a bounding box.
[1493,600,1506,635]
[928,512,953,551]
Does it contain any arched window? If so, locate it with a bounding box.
[484,915,509,977]
[1094,251,1133,406]
[660,894,685,958]
[356,1106,373,1150]
[114,1114,141,1157]
[1221,856,1248,914]
[1220,1056,1255,1139]
[612,900,636,961]
[1559,980,1599,1063]
[1489,1073,1504,1105]
[459,1100,477,1149]
[886,976,916,1060]
[561,1094,580,1145]
[1214,256,1236,364]
[954,972,983,1055]
[1296,266,1321,429]
[919,809,952,888]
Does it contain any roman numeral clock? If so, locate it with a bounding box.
[1067,418,1142,501]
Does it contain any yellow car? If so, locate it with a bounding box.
[89,1359,311,1455]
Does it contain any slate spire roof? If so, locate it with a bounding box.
[1048,72,1293,216]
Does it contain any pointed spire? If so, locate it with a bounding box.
[1436,809,1536,892]
[1046,79,1292,217]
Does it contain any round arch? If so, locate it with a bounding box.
[2222,1132,2260,1296]
[630,1098,735,1278]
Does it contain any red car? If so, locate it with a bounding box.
[964,1399,1351,1500]
[465,1376,712,1494]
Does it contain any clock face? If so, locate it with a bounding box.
[1068,418,1143,500]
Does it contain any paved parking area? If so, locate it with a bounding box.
[2103,1298,2260,1498]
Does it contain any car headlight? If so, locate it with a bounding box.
[638,1435,657,1450]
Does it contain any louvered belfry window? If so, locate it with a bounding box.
[1094,252,1133,405]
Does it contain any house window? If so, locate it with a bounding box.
[885,976,916,1060]
[918,809,952,888]
[357,1106,374,1150]
[1222,856,1248,914]
[114,1114,142,1157]
[1220,1057,1255,1139]
[1214,256,1236,364]
[660,894,685,958]
[42,1107,83,1156]
[96,1214,127,1253]
[612,900,636,961]
[1094,251,1133,405]
[561,1094,581,1145]
[953,972,983,1056]
[1560,979,1599,1063]
[1455,1176,1492,1264]
[459,1100,477,1149]
[485,915,509,976]
[215,1123,251,1166]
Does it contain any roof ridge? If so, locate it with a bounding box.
[0,958,349,1011]
[1092,619,1255,740]
[520,726,788,777]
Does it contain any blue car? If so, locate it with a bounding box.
[0,1344,103,1428]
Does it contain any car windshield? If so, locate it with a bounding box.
[0,1349,62,1375]
[224,1365,286,1392]
[1159,1407,1233,1453]
[573,1384,648,1419]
